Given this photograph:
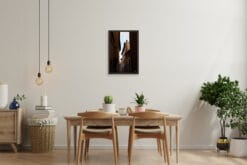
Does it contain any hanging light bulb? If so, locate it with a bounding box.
[35,72,43,85]
[45,0,53,74]
[45,60,53,73]
[35,0,44,86]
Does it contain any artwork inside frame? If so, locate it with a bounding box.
[108,30,139,74]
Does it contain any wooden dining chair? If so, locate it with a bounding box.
[82,109,119,160]
[126,107,163,156]
[128,111,170,165]
[77,111,118,165]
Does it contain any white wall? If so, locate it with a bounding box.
[0,0,247,149]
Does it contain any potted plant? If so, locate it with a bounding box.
[134,92,148,112]
[200,75,239,151]
[102,96,115,113]
[9,94,26,110]
[226,90,247,157]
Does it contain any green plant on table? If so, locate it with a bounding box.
[104,96,113,104]
[134,92,148,107]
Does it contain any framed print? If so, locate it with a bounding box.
[108,30,139,74]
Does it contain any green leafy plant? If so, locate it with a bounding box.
[218,90,247,138]
[200,75,239,106]
[200,75,239,137]
[214,83,241,138]
[14,94,26,102]
[134,92,148,107]
[104,96,113,104]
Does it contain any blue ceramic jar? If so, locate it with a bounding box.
[9,99,20,110]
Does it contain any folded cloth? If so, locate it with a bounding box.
[27,117,58,126]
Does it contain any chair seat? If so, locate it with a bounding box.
[83,126,112,133]
[135,126,162,133]
[87,126,112,129]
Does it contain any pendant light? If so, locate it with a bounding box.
[45,0,53,73]
[35,0,44,86]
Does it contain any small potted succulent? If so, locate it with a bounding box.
[9,94,26,110]
[103,96,116,113]
[133,92,148,112]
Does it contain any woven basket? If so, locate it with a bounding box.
[29,125,55,153]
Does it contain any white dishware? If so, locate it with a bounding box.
[118,107,127,115]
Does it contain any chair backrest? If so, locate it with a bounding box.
[129,111,164,119]
[127,107,133,114]
[129,111,167,128]
[77,111,117,134]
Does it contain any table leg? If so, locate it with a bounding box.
[74,126,77,158]
[169,126,172,156]
[176,121,180,163]
[67,121,71,156]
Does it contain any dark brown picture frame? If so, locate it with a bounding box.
[108,30,139,74]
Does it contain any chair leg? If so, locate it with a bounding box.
[80,140,84,162]
[128,128,130,155]
[128,132,134,165]
[77,138,84,165]
[112,131,118,165]
[165,135,170,165]
[157,138,162,156]
[128,127,132,156]
[84,139,89,160]
[162,134,170,165]
[115,127,119,156]
[161,139,166,163]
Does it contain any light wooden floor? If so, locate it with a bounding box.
[0,149,246,165]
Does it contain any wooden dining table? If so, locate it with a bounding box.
[64,114,182,163]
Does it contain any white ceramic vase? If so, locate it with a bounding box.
[41,95,48,106]
[230,138,247,157]
[0,83,8,109]
[103,103,116,113]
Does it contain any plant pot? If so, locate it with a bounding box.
[229,138,247,157]
[103,103,116,113]
[216,137,229,152]
[135,106,145,112]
